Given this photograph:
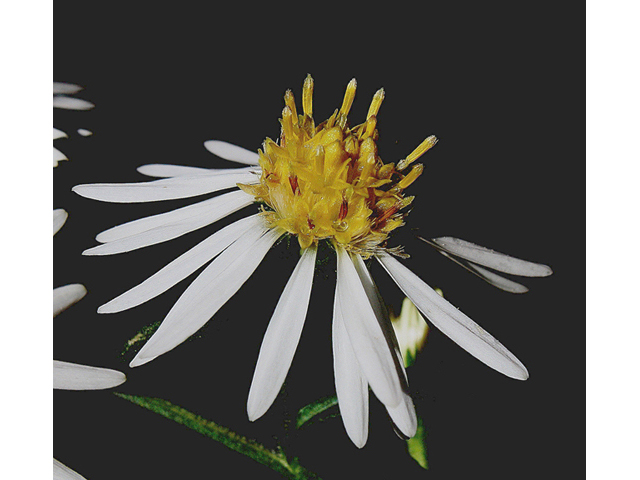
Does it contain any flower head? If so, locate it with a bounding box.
[238,75,436,255]
[73,76,551,447]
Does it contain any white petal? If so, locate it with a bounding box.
[53,147,67,166]
[377,253,529,380]
[53,82,82,95]
[385,390,418,439]
[53,360,126,390]
[53,209,68,236]
[137,164,259,178]
[335,246,403,408]
[53,284,87,318]
[53,127,67,140]
[53,96,95,110]
[351,254,408,384]
[73,171,258,203]
[350,255,417,437]
[53,458,87,480]
[426,238,531,293]
[333,289,369,448]
[447,252,530,294]
[95,189,252,243]
[467,262,528,293]
[77,128,93,136]
[247,246,317,421]
[99,214,262,313]
[204,140,260,165]
[84,191,254,255]
[130,226,281,367]
[431,237,553,277]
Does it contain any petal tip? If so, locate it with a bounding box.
[113,372,128,387]
[349,434,367,449]
[96,304,111,314]
[129,355,154,368]
[246,398,267,423]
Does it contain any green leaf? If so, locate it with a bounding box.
[115,393,319,479]
[406,416,428,469]
[296,395,338,429]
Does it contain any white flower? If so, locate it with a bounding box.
[53,210,126,479]
[53,82,94,167]
[53,210,126,390]
[72,76,551,447]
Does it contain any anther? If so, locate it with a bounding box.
[339,78,357,117]
[302,75,314,118]
[397,135,438,171]
[280,106,297,144]
[284,90,298,126]
[367,88,385,120]
[397,164,424,189]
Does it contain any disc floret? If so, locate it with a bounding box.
[238,75,437,256]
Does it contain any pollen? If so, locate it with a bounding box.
[238,75,438,256]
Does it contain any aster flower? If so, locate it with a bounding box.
[54,211,126,390]
[73,76,551,447]
[54,210,126,389]
[54,210,126,479]
[53,82,94,167]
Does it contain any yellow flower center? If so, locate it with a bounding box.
[238,75,437,256]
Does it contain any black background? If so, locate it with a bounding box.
[54,3,583,479]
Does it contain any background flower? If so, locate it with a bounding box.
[53,82,94,167]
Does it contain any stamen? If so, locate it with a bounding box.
[397,164,424,189]
[362,115,378,139]
[302,74,314,118]
[280,106,296,145]
[339,78,357,116]
[397,135,438,171]
[367,88,385,120]
[284,90,298,126]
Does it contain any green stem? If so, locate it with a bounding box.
[114,393,319,479]
[296,395,338,429]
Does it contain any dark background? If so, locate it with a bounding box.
[54,3,583,479]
